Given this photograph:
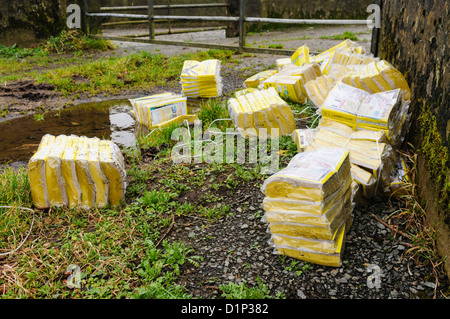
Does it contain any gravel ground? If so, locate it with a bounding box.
[103,24,373,57]
[165,171,446,300]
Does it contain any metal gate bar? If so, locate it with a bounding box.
[100,3,230,11]
[85,0,376,56]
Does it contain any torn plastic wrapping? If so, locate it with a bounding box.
[292,128,318,152]
[275,57,292,71]
[28,134,127,209]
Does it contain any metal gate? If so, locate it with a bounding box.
[83,0,379,56]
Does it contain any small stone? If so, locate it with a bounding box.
[241,224,249,229]
[297,289,307,299]
[423,281,436,289]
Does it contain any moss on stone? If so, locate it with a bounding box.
[418,102,450,220]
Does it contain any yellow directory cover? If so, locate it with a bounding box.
[45,135,69,207]
[291,45,310,66]
[262,148,350,201]
[61,135,82,208]
[321,83,371,129]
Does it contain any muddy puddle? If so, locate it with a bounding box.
[0,99,137,166]
[0,97,204,166]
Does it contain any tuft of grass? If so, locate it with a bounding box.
[42,29,115,54]
[320,31,359,41]
[219,277,283,299]
[268,43,284,49]
[0,166,31,206]
[197,99,231,132]
[385,148,448,298]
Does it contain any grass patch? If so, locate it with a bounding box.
[320,31,359,41]
[33,49,233,98]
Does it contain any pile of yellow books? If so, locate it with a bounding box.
[293,118,395,198]
[261,148,355,267]
[28,134,127,209]
[129,92,197,129]
[180,59,223,98]
[227,87,295,137]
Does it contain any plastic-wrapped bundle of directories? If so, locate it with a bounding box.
[261,148,355,267]
[180,59,223,98]
[355,89,412,148]
[320,82,371,128]
[227,87,295,138]
[340,60,411,100]
[262,63,322,103]
[129,92,197,129]
[320,83,411,147]
[28,134,126,209]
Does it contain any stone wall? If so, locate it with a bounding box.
[258,0,372,19]
[378,0,450,277]
[0,0,67,46]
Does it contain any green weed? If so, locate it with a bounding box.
[320,31,359,41]
[219,277,282,299]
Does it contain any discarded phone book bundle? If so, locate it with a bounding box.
[28,134,127,209]
[129,92,198,132]
[180,59,223,98]
[227,86,296,138]
[261,148,357,267]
